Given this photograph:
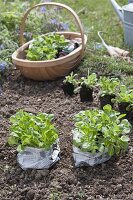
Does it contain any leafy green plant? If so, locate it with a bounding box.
[0,12,20,31]
[113,85,133,111]
[80,70,97,89]
[0,20,19,65]
[50,191,61,200]
[73,105,131,156]
[114,85,133,103]
[63,71,78,86]
[8,110,59,152]
[26,34,69,61]
[99,76,120,96]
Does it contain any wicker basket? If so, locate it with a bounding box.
[12,2,87,81]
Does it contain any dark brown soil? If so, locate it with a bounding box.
[0,70,133,200]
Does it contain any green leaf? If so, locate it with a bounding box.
[103,104,112,112]
[80,71,97,88]
[17,144,24,152]
[8,136,18,145]
[63,72,78,86]
[117,114,126,119]
[99,76,120,96]
[108,146,114,156]
[99,145,105,153]
[121,135,130,142]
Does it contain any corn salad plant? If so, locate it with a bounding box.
[63,72,78,86]
[79,70,97,89]
[26,34,69,61]
[73,105,131,156]
[113,85,133,111]
[98,76,120,96]
[8,110,59,152]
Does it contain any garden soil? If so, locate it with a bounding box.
[0,70,133,200]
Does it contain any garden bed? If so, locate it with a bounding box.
[0,70,132,200]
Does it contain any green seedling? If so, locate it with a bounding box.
[73,105,131,156]
[8,110,58,152]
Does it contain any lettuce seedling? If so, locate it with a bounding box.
[99,76,120,97]
[73,105,131,156]
[79,70,97,102]
[62,72,79,96]
[114,85,133,110]
[26,33,69,61]
[63,72,78,86]
[80,70,97,89]
[8,110,59,152]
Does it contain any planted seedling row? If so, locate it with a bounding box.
[62,71,133,122]
[62,70,97,101]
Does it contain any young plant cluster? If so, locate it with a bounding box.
[63,72,133,121]
[26,34,70,61]
[63,70,97,101]
[113,85,133,121]
[98,76,120,108]
[8,105,132,165]
[79,71,97,102]
[62,72,78,96]
[98,76,120,97]
[63,71,119,103]
[8,110,58,152]
[63,73,121,97]
[73,105,131,156]
[98,77,133,122]
[114,85,133,110]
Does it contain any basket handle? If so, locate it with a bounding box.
[20,2,85,57]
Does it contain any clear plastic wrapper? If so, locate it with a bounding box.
[73,146,111,167]
[17,142,60,170]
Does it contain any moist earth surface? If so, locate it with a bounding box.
[0,70,132,200]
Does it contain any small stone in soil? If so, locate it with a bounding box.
[26,189,35,199]
[35,172,42,180]
[37,169,49,177]
[50,180,62,190]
